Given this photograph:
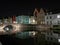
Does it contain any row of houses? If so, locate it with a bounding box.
[34,8,60,25]
[0,15,37,24]
[0,8,60,42]
[0,8,60,25]
[16,15,37,24]
[33,8,60,44]
[13,8,60,43]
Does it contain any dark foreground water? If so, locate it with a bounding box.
[0,35,34,45]
[0,35,60,45]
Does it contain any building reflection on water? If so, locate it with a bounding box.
[0,8,60,45]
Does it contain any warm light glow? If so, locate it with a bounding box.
[57,15,60,18]
[32,31,36,36]
[6,28,9,31]
[12,24,21,33]
[13,21,18,23]
[29,31,36,36]
[33,19,35,22]
[58,39,60,42]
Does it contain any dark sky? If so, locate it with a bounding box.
[0,0,60,16]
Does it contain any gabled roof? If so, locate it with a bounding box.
[33,8,46,16]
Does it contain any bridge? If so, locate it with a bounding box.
[0,24,51,35]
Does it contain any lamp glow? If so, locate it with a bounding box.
[57,15,60,18]
[58,39,60,42]
[33,19,35,22]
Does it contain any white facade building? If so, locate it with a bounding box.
[44,31,60,43]
[45,13,60,25]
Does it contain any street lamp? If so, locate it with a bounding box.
[57,15,60,18]
[58,39,60,42]
[33,19,35,23]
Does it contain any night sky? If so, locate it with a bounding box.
[0,0,60,17]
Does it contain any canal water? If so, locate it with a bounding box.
[0,35,34,45]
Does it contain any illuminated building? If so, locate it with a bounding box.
[16,15,30,24]
[29,16,37,24]
[33,8,45,24]
[45,13,60,25]
[12,16,16,23]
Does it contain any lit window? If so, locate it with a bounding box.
[33,19,35,22]
[57,15,60,18]
[13,21,18,23]
[58,39,60,42]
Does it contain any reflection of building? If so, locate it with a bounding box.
[44,31,60,43]
[33,8,45,24]
[45,13,60,25]
[33,8,60,25]
[36,24,51,31]
[15,31,37,39]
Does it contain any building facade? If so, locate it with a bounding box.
[29,16,37,24]
[33,8,45,24]
[45,13,60,25]
[16,15,30,24]
[44,31,60,43]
